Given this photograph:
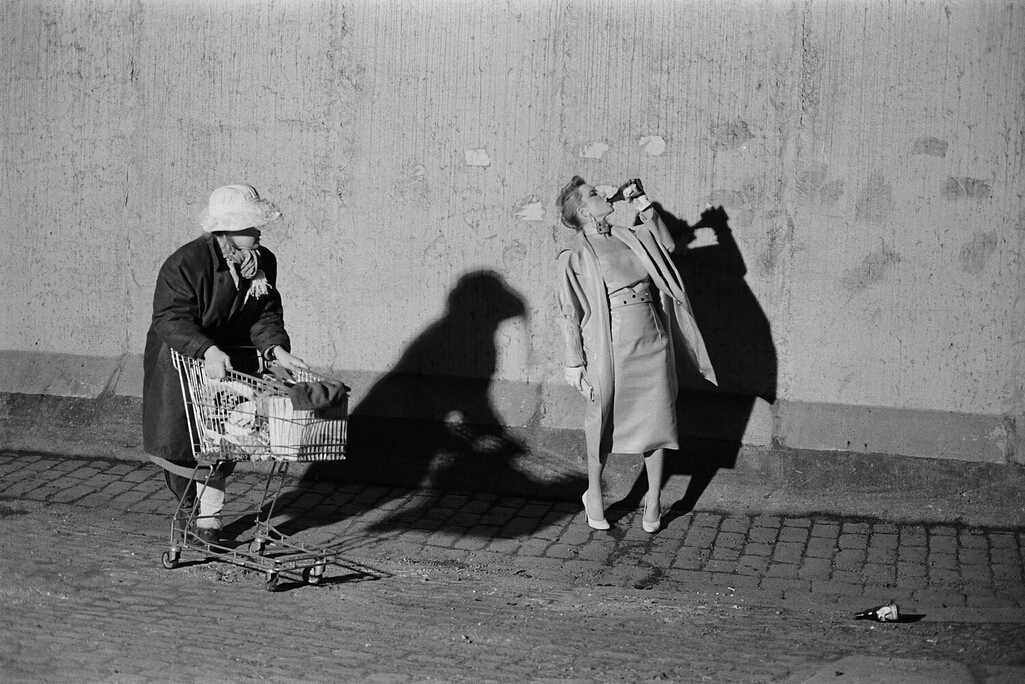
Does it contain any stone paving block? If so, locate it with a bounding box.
[831,570,863,585]
[753,515,781,528]
[929,552,958,570]
[720,516,750,533]
[810,522,840,539]
[990,532,1019,549]
[869,532,898,551]
[899,525,928,545]
[544,543,578,559]
[959,548,990,567]
[913,588,967,607]
[930,532,959,556]
[453,533,490,551]
[959,565,992,585]
[765,563,800,579]
[773,542,804,564]
[671,546,709,570]
[49,483,95,502]
[704,559,737,574]
[658,567,715,587]
[749,526,778,543]
[842,521,869,535]
[761,577,811,594]
[806,536,836,558]
[811,580,863,596]
[838,533,868,550]
[960,530,989,549]
[740,542,770,557]
[711,545,740,561]
[834,548,866,570]
[927,568,963,585]
[898,546,927,563]
[861,562,896,585]
[992,564,1024,582]
[866,547,897,564]
[714,530,745,548]
[737,555,770,575]
[28,469,66,483]
[714,572,759,589]
[576,541,612,563]
[684,525,717,548]
[797,558,832,580]
[2,479,38,497]
[517,503,551,519]
[516,538,550,557]
[896,562,928,579]
[778,526,808,543]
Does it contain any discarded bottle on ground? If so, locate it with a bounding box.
[854,602,900,622]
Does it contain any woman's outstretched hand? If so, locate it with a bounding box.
[203,346,233,380]
[275,348,309,373]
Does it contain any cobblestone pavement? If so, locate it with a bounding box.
[1,451,1024,683]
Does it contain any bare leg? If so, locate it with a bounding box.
[642,448,664,524]
[584,451,609,525]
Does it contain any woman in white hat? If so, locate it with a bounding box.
[142,184,307,545]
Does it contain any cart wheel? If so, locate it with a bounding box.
[265,573,278,592]
[249,539,265,556]
[161,550,180,569]
[303,564,325,585]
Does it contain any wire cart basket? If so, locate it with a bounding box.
[155,348,354,591]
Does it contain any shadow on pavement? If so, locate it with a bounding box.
[281,270,586,537]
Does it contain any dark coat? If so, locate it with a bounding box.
[142,234,291,462]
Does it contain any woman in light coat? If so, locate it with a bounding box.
[143,183,307,544]
[556,176,716,532]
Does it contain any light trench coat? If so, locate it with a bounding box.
[557,212,717,462]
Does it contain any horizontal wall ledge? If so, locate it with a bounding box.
[0,350,1019,465]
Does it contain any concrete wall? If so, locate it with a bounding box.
[3,1,1024,465]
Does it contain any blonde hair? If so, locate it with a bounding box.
[556,176,587,230]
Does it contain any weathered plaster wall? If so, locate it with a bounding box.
[2,1,1024,463]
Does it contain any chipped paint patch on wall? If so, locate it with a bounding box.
[960,232,998,274]
[841,244,902,292]
[579,142,610,159]
[854,172,895,224]
[638,135,666,156]
[942,177,992,201]
[911,137,948,157]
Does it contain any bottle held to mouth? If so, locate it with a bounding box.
[607,179,651,211]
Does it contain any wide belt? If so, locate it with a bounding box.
[609,286,654,309]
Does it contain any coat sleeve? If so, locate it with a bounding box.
[247,250,291,354]
[640,207,676,253]
[556,249,588,368]
[150,253,217,359]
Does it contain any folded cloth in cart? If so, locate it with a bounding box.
[288,379,349,410]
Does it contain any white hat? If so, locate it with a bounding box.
[199,184,282,233]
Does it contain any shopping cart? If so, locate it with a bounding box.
[153,348,353,591]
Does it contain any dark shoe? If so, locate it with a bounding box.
[195,528,221,545]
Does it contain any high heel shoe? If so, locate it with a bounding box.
[582,493,610,530]
[641,505,661,534]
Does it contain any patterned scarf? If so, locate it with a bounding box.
[225,248,272,300]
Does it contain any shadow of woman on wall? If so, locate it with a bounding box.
[615,205,778,524]
[289,269,585,537]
